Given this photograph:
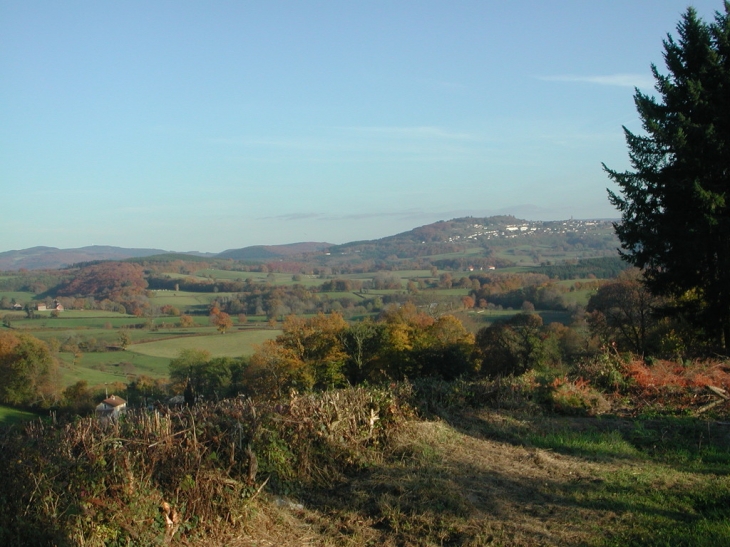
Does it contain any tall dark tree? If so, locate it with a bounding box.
[604,3,730,348]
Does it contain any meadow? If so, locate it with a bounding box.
[129,328,279,359]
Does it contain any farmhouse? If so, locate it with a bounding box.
[95,395,127,418]
[37,301,64,312]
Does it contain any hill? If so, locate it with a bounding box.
[216,242,332,261]
[326,216,618,264]
[0,216,618,271]
[0,245,178,271]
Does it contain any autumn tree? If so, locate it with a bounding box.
[246,339,305,399]
[179,314,195,328]
[246,313,349,397]
[169,348,212,394]
[415,314,476,379]
[61,380,96,415]
[276,313,349,389]
[118,330,131,349]
[57,262,148,300]
[0,332,59,406]
[212,311,233,334]
[604,4,730,348]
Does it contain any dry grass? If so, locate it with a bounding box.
[267,421,606,546]
[1,378,729,546]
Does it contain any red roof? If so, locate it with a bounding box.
[101,395,126,407]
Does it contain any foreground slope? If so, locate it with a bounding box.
[2,386,727,547]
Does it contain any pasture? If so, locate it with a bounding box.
[149,290,236,310]
[0,290,36,304]
[57,351,171,385]
[128,328,280,359]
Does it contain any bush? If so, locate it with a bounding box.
[0,386,411,545]
[549,377,612,416]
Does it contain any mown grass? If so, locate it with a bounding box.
[128,328,280,359]
[149,290,236,308]
[57,350,171,385]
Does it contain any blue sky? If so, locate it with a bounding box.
[0,0,723,253]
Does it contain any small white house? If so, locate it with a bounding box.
[95,395,127,418]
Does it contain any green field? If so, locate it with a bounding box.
[149,290,236,309]
[0,405,40,425]
[128,328,280,359]
[0,290,37,303]
[57,351,172,386]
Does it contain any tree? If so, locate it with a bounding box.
[0,332,59,406]
[169,348,212,394]
[604,4,730,348]
[212,311,233,334]
[341,319,386,384]
[169,349,237,402]
[179,314,195,328]
[118,330,131,349]
[475,313,551,377]
[586,269,662,354]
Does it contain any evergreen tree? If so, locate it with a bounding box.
[604,3,730,348]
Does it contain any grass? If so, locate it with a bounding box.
[57,350,171,386]
[128,328,280,359]
[0,385,728,546]
[0,405,39,425]
[0,291,37,303]
[288,409,730,546]
[149,290,236,308]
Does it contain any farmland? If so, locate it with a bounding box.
[0,256,612,393]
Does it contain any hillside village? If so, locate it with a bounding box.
[448,219,612,243]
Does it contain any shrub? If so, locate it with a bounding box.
[574,350,631,393]
[549,376,612,416]
[0,386,411,545]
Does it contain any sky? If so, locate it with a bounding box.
[0,0,724,253]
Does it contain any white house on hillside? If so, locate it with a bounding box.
[95,395,127,418]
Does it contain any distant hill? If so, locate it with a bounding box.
[327,216,618,262]
[0,217,618,271]
[216,242,332,261]
[0,246,185,271]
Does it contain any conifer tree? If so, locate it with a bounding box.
[604,3,730,348]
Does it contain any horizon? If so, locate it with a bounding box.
[1,1,720,252]
[0,213,619,255]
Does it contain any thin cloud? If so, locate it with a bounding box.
[259,213,323,221]
[538,73,653,88]
[346,126,476,140]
